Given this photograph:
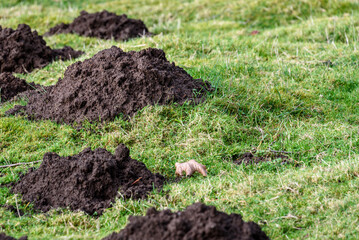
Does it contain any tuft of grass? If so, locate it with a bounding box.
[1,0,359,239]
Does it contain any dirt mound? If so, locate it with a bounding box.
[45,10,151,41]
[7,46,211,124]
[0,233,27,240]
[0,24,83,74]
[233,152,289,165]
[103,202,269,240]
[11,144,165,215]
[0,73,45,102]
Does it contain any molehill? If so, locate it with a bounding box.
[103,202,269,240]
[11,144,165,215]
[0,73,46,102]
[7,46,211,124]
[0,24,83,73]
[45,10,151,41]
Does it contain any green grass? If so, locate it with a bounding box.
[1,0,359,239]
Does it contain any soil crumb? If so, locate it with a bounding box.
[11,144,165,215]
[0,24,83,74]
[7,46,211,124]
[0,73,47,102]
[233,151,289,165]
[103,202,269,240]
[45,10,151,41]
[0,233,27,240]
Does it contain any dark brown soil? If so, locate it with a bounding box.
[0,24,83,74]
[233,152,289,165]
[0,73,45,102]
[0,233,27,240]
[45,10,151,41]
[103,202,269,240]
[11,144,165,215]
[7,46,211,124]
[4,105,26,116]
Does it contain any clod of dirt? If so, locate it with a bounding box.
[0,24,83,74]
[102,202,269,240]
[11,144,165,215]
[7,46,211,124]
[45,10,151,41]
[233,152,289,165]
[0,233,27,240]
[0,73,47,102]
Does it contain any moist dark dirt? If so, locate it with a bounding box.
[11,144,165,215]
[7,46,211,124]
[4,105,26,116]
[233,151,289,165]
[0,24,83,74]
[103,202,269,240]
[45,10,151,41]
[0,233,27,240]
[0,73,47,102]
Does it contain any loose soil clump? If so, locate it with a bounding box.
[7,46,211,124]
[0,73,46,102]
[11,144,165,215]
[45,10,151,41]
[0,24,83,74]
[0,233,27,240]
[233,151,289,165]
[103,202,269,240]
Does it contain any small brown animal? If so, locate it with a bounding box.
[175,160,207,177]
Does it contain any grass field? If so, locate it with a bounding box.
[1,0,359,239]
